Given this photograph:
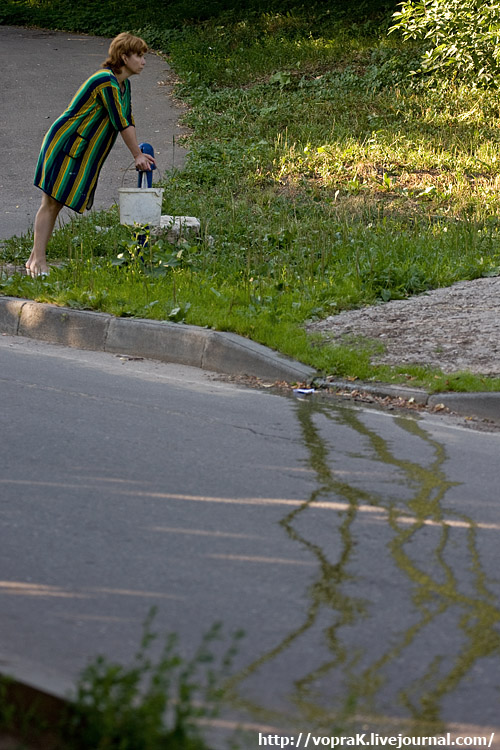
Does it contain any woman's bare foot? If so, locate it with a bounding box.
[25,253,49,277]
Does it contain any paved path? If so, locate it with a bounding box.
[0,26,188,239]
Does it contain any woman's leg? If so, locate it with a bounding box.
[26,193,64,276]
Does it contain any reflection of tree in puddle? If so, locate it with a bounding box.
[227,399,500,733]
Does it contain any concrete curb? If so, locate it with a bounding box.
[0,677,68,750]
[427,391,500,422]
[0,655,74,750]
[3,295,500,423]
[322,378,430,405]
[323,378,500,424]
[0,296,316,383]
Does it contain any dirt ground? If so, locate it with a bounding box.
[308,276,500,376]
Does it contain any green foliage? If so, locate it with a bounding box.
[390,0,500,87]
[0,610,243,749]
[0,0,397,34]
[64,609,241,749]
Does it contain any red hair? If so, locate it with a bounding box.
[102,33,148,74]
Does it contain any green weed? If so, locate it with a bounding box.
[0,609,243,750]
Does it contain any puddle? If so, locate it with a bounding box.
[225,396,500,737]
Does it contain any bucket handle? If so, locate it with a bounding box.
[120,161,163,187]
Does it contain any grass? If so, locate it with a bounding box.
[2,1,500,392]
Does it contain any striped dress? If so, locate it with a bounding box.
[34,69,135,213]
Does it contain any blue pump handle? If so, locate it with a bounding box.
[136,142,156,188]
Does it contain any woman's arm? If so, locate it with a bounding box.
[120,125,155,171]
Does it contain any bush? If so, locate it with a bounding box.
[390,0,500,87]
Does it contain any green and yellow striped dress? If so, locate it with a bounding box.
[34,69,135,213]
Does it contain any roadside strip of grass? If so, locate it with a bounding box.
[2,2,500,393]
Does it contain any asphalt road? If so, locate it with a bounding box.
[0,26,188,240]
[1,335,500,744]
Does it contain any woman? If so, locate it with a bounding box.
[27,32,155,277]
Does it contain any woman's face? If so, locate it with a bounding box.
[122,52,146,76]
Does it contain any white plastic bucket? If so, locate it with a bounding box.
[118,187,164,227]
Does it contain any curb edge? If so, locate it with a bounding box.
[0,296,316,384]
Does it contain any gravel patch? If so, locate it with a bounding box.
[308,277,500,375]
